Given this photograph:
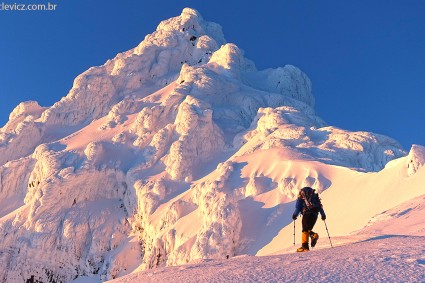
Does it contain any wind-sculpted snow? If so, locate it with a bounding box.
[0,8,422,283]
[243,65,314,107]
[236,106,404,171]
[406,144,425,176]
[40,8,225,129]
[0,102,45,165]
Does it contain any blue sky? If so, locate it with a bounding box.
[1,1,424,149]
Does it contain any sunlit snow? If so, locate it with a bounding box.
[0,8,423,283]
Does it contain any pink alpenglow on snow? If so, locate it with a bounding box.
[0,8,424,283]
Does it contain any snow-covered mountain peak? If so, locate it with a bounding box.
[0,8,422,283]
[38,8,225,129]
[136,7,225,55]
[156,8,206,34]
[156,8,203,32]
[171,7,225,46]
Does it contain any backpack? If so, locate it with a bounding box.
[299,187,322,214]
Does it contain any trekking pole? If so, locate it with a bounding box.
[323,220,333,248]
[293,220,296,246]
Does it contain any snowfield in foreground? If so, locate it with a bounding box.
[107,193,425,282]
[106,236,425,283]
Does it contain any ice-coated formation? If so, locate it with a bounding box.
[7,101,45,122]
[243,65,314,107]
[0,101,46,165]
[0,8,415,283]
[164,95,226,180]
[406,144,425,176]
[189,161,241,260]
[209,43,256,78]
[0,8,225,168]
[40,8,225,128]
[237,106,404,171]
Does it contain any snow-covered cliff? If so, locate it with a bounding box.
[0,8,423,283]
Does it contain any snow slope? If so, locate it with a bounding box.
[108,236,425,283]
[0,8,424,283]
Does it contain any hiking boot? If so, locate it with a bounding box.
[310,232,319,247]
[296,246,309,252]
[296,243,309,252]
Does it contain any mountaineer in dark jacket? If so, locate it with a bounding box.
[292,187,326,252]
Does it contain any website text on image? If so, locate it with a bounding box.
[0,2,57,11]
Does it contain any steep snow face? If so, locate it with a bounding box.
[358,194,425,236]
[0,8,417,283]
[164,95,225,180]
[0,157,35,217]
[243,65,314,107]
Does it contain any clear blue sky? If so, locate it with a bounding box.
[1,1,424,150]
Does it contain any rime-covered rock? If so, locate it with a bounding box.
[406,144,425,176]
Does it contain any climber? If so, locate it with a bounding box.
[292,187,326,252]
